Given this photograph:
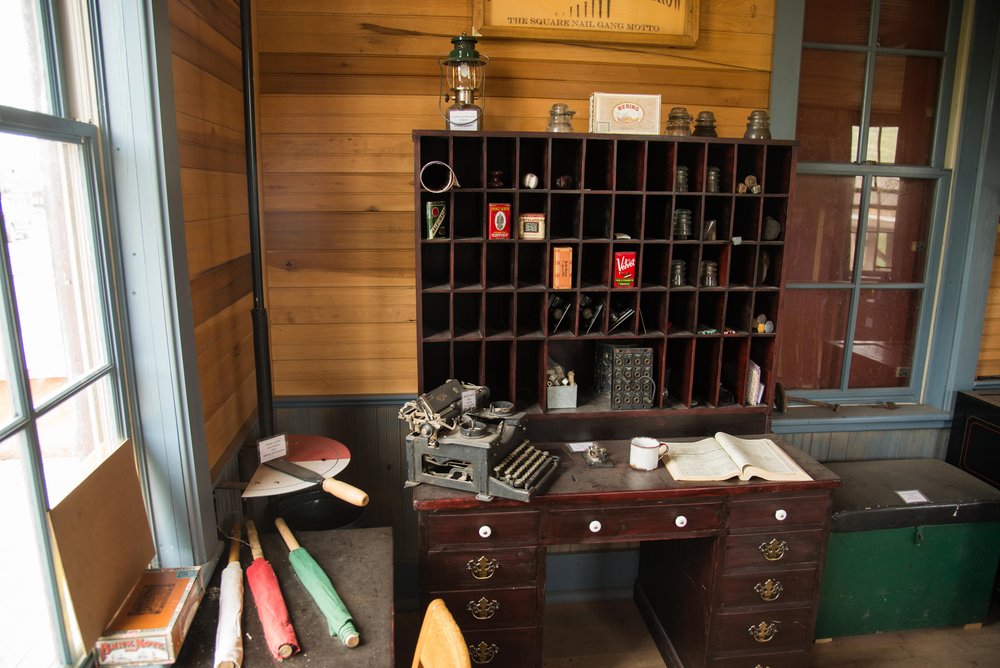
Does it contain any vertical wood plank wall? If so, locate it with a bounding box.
[255,0,775,397]
[168,0,257,476]
[977,221,1000,378]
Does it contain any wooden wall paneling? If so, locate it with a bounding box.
[258,0,776,398]
[976,224,1000,378]
[169,0,256,475]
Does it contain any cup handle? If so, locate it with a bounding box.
[658,443,668,456]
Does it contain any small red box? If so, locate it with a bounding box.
[489,203,511,239]
[614,251,636,288]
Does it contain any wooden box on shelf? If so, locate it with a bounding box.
[413,130,796,439]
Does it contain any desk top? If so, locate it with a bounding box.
[413,436,840,511]
[179,527,392,667]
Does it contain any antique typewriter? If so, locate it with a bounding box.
[399,379,560,502]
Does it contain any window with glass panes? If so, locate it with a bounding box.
[0,1,135,665]
[776,0,956,399]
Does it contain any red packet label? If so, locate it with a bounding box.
[614,251,636,287]
[489,203,511,239]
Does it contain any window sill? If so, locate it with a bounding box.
[771,403,952,433]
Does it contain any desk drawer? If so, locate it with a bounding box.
[464,626,536,667]
[723,529,824,570]
[427,510,540,548]
[422,547,540,589]
[713,606,814,654]
[429,587,537,629]
[729,493,830,530]
[718,567,818,609]
[546,502,723,543]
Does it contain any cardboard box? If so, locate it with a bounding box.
[552,246,573,289]
[589,93,662,135]
[96,568,203,666]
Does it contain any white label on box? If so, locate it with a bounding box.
[895,489,930,504]
[448,108,479,131]
[461,390,477,411]
[258,434,288,463]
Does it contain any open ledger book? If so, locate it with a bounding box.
[664,433,812,482]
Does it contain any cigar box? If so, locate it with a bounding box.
[551,246,573,289]
[95,567,204,666]
[589,93,662,135]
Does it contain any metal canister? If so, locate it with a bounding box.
[673,209,692,239]
[700,261,719,287]
[670,260,687,287]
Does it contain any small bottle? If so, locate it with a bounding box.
[673,209,692,239]
[675,166,689,192]
[547,103,576,132]
[670,259,687,287]
[700,261,719,287]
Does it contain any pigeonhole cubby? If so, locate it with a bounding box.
[815,458,1000,638]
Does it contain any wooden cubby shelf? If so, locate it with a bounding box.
[413,130,796,425]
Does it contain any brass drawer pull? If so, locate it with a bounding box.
[467,556,500,580]
[469,641,499,664]
[758,538,788,561]
[754,578,784,601]
[467,596,500,620]
[748,620,779,643]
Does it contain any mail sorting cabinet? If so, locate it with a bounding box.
[413,130,796,427]
[414,438,839,667]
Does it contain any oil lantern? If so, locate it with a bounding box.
[440,33,488,131]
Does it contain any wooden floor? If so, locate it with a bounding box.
[396,598,1000,667]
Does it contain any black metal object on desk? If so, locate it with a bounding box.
[179,527,393,666]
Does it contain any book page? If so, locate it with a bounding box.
[663,437,741,481]
[715,433,810,480]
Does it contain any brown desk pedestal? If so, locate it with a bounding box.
[179,526,393,667]
[413,439,839,667]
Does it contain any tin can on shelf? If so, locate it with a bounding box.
[614,251,636,288]
[519,213,546,240]
[425,201,447,239]
[489,203,511,239]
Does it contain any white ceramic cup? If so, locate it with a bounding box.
[629,436,668,471]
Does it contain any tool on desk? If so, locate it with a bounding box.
[214,523,244,668]
[275,517,360,648]
[774,382,840,412]
[243,434,368,506]
[246,520,299,661]
[400,380,561,502]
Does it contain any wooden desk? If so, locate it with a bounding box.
[413,439,839,667]
[179,527,393,667]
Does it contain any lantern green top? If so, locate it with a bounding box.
[448,33,483,64]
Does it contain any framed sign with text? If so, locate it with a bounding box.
[474,0,699,47]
